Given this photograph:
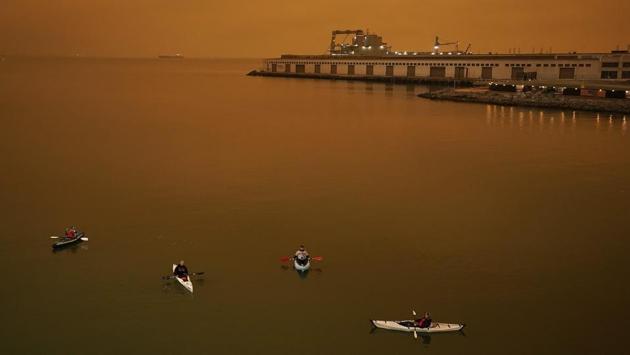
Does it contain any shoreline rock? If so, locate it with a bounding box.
[418,89,630,115]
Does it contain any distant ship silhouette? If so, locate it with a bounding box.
[158,54,183,59]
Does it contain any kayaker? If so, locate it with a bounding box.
[294,245,309,260]
[65,227,76,239]
[415,312,432,328]
[173,260,189,278]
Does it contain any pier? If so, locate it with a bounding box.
[251,29,630,87]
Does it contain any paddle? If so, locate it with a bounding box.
[412,310,418,339]
[280,256,323,262]
[50,235,89,241]
[162,272,205,280]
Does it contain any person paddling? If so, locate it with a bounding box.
[173,260,189,280]
[415,312,432,328]
[65,227,76,239]
[294,245,309,259]
[294,245,310,264]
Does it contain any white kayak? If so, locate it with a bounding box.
[371,320,465,333]
[294,257,311,272]
[172,264,193,293]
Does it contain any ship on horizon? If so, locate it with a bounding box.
[158,54,184,59]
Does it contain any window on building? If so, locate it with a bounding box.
[602,62,618,68]
[559,67,575,79]
[622,71,630,79]
[454,66,467,79]
[579,64,584,67]
[385,65,394,76]
[623,62,630,67]
[511,67,525,80]
[536,64,541,67]
[429,66,446,78]
[586,64,591,67]
[481,66,493,80]
[551,64,556,67]
[601,71,618,79]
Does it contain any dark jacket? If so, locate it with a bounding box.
[174,265,189,277]
[418,317,432,328]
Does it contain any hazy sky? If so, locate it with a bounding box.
[1,0,629,57]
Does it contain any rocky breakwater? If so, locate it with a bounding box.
[418,89,630,115]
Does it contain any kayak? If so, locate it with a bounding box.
[52,232,85,249]
[172,264,193,293]
[371,320,465,333]
[294,257,311,272]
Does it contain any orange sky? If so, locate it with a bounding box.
[1,0,629,57]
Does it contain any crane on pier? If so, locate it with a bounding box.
[433,36,459,54]
[433,36,472,55]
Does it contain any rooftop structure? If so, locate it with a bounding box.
[329,29,391,56]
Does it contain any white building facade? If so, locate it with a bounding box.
[262,52,630,81]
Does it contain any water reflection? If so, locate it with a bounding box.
[162,281,195,296]
[52,244,88,254]
[485,105,628,135]
[368,327,465,346]
[280,264,322,279]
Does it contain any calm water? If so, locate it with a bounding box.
[0,58,629,354]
